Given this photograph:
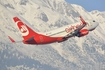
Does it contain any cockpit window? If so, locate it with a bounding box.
[93,20,95,22]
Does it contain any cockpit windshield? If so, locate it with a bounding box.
[93,20,95,22]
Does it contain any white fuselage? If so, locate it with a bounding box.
[44,20,99,37]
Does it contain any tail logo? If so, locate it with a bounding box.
[20,25,29,36]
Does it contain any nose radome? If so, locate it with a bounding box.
[93,21,99,28]
[88,20,99,31]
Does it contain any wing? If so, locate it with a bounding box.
[64,16,87,38]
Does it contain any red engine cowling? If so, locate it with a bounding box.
[79,29,89,37]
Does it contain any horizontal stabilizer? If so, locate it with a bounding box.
[8,36,15,43]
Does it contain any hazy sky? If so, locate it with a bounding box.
[65,0,105,12]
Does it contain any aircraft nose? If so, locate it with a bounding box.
[90,21,99,31]
[88,20,99,31]
[93,21,99,28]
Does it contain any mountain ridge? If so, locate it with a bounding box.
[0,0,105,70]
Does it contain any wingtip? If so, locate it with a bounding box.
[79,16,86,24]
[8,36,15,43]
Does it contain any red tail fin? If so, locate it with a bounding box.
[13,17,39,41]
[80,16,86,24]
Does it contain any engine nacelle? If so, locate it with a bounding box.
[76,29,89,37]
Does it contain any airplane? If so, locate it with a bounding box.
[8,16,99,45]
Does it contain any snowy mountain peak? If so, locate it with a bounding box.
[90,10,105,18]
[91,10,100,14]
[0,0,105,70]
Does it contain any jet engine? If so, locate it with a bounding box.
[76,29,89,37]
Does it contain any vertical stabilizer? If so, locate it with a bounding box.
[13,17,39,41]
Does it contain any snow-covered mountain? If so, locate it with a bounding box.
[0,0,105,70]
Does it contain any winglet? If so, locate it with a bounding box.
[8,36,15,43]
[80,16,86,24]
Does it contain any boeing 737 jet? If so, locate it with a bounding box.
[8,16,99,45]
